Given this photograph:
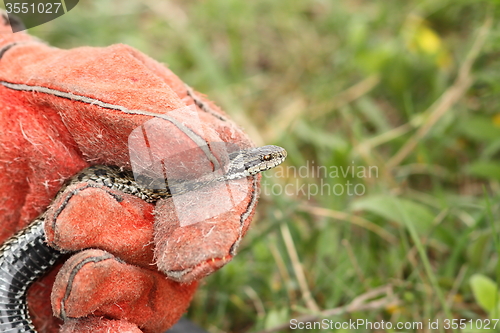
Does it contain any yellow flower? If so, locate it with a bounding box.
[492,114,500,127]
[386,303,403,315]
[403,14,452,69]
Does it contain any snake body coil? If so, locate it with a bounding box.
[0,217,61,332]
[0,145,286,333]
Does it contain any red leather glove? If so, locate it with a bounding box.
[0,14,259,333]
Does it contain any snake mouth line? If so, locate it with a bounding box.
[164,255,233,283]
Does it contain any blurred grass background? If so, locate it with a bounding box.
[11,0,500,332]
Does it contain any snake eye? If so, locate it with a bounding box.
[262,154,272,161]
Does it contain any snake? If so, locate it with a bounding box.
[0,144,287,333]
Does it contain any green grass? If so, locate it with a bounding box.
[19,0,500,331]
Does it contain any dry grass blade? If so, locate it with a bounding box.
[269,240,296,304]
[253,285,399,333]
[298,204,397,243]
[386,15,492,170]
[312,75,380,119]
[355,113,426,157]
[280,223,321,313]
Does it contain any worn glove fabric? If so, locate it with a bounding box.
[0,13,260,333]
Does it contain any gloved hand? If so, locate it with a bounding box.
[0,13,260,333]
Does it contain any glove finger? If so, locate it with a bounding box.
[153,174,259,283]
[45,182,156,266]
[51,249,197,333]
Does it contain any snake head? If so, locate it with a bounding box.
[224,145,287,180]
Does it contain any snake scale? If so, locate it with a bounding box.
[0,145,287,333]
